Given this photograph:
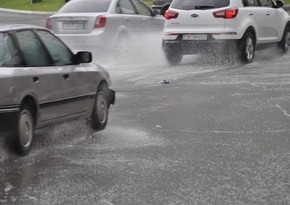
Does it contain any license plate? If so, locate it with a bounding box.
[63,23,84,30]
[183,34,207,40]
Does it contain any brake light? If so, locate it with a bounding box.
[46,18,52,29]
[165,10,179,20]
[95,16,106,28]
[213,8,238,19]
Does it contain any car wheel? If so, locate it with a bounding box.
[279,27,290,53]
[14,104,34,156]
[163,44,183,66]
[240,31,255,64]
[91,84,109,131]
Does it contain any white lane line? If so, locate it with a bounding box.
[275,104,290,118]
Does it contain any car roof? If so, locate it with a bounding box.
[0,23,45,32]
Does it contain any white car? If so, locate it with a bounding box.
[46,0,164,59]
[162,0,290,65]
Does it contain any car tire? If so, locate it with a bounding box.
[240,31,255,64]
[90,84,109,131]
[279,26,290,53]
[163,44,183,66]
[14,104,34,156]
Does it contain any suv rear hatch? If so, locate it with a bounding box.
[166,0,231,34]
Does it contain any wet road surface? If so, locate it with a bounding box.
[1,47,290,204]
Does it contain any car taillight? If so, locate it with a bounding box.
[165,10,179,20]
[95,16,106,28]
[213,8,238,19]
[46,18,52,29]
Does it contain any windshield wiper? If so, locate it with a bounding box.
[194,5,215,10]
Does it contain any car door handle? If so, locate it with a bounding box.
[32,76,39,83]
[249,12,254,16]
[63,74,69,80]
[265,12,270,16]
[142,18,147,21]
[124,17,129,20]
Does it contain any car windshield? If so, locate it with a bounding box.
[171,0,230,10]
[59,0,111,13]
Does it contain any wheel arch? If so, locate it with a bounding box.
[97,80,109,92]
[20,95,38,126]
[242,26,257,45]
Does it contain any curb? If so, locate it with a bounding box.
[0,7,54,15]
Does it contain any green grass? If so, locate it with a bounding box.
[0,0,288,12]
[0,0,64,11]
[0,0,152,11]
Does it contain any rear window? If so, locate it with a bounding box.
[59,0,111,13]
[171,0,230,10]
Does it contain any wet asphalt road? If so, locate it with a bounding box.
[1,9,290,204]
[1,47,290,204]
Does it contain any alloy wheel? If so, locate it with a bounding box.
[245,37,254,61]
[19,110,33,149]
[96,92,108,125]
[284,31,290,52]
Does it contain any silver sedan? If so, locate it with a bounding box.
[46,0,165,58]
[0,24,115,156]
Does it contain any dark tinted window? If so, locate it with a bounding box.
[259,0,273,7]
[0,33,21,66]
[243,0,259,6]
[171,0,230,10]
[36,30,74,66]
[59,0,111,13]
[15,30,51,66]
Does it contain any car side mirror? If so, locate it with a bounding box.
[275,0,284,8]
[75,51,92,64]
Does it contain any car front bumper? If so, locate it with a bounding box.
[0,105,19,131]
[109,89,115,105]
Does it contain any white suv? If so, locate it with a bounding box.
[162,0,290,65]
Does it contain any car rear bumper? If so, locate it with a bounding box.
[0,106,19,131]
[56,34,109,53]
[163,38,238,55]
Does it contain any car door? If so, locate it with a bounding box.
[116,0,141,34]
[36,29,94,118]
[131,0,164,33]
[13,29,64,122]
[256,0,279,42]
[260,0,285,41]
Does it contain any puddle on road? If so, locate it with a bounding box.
[0,122,163,163]
[91,126,163,150]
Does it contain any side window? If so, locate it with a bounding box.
[0,33,21,66]
[15,30,51,66]
[36,30,74,66]
[243,0,259,6]
[132,0,152,16]
[119,0,136,14]
[259,0,273,6]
